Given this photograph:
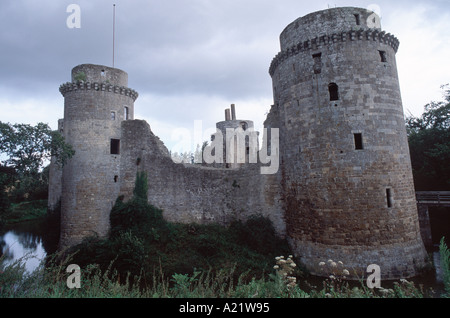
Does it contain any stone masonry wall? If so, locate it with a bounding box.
[118,119,286,236]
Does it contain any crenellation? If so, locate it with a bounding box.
[59,81,139,101]
[269,28,400,76]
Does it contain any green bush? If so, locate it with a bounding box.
[440,237,450,297]
[67,171,294,290]
[133,171,148,201]
[109,196,165,240]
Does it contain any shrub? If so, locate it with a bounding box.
[440,237,450,297]
[133,171,148,202]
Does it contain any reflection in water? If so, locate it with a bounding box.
[1,230,46,273]
[0,218,59,274]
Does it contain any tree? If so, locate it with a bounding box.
[0,121,74,204]
[0,122,74,174]
[406,85,450,190]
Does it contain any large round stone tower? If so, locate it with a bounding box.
[58,64,138,248]
[269,7,427,279]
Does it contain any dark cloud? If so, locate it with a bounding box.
[1,0,449,150]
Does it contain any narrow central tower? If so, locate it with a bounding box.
[58,64,138,248]
[269,7,427,279]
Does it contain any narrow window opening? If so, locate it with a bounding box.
[328,83,339,101]
[354,133,363,150]
[386,188,393,208]
[124,106,129,120]
[111,111,116,120]
[110,139,120,154]
[354,14,360,25]
[379,50,387,62]
[101,70,105,76]
[114,175,118,183]
[312,53,322,74]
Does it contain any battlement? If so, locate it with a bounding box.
[269,28,399,76]
[59,81,139,101]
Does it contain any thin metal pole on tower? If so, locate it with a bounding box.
[113,4,116,68]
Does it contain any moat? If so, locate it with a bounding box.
[1,214,448,297]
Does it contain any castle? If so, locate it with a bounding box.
[48,7,428,279]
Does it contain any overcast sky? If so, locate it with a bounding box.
[1,0,449,152]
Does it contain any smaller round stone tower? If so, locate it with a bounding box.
[58,64,138,248]
[212,104,259,168]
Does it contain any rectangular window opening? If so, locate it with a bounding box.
[386,188,393,208]
[124,106,129,120]
[313,53,322,74]
[379,50,387,62]
[354,133,363,150]
[354,14,361,25]
[111,111,116,120]
[328,83,339,101]
[110,139,120,155]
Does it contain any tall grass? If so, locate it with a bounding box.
[440,237,450,297]
[1,252,432,298]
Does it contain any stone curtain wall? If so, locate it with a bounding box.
[119,120,286,236]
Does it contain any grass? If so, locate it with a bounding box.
[0,251,436,298]
[2,199,48,224]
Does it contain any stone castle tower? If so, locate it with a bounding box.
[212,104,259,168]
[51,7,428,279]
[267,7,427,278]
[57,64,138,247]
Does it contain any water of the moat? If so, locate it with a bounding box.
[0,218,447,297]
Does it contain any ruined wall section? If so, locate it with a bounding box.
[269,7,427,279]
[119,120,286,236]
